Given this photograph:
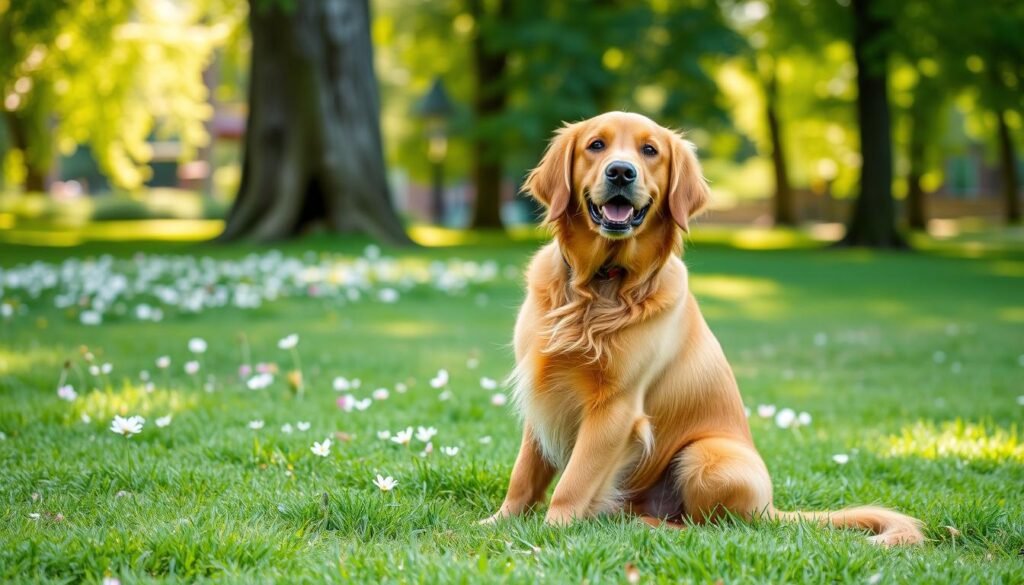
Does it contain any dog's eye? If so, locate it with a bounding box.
[642,144,658,157]
[587,140,605,151]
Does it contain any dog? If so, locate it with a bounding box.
[482,112,924,546]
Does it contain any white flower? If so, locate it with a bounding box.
[354,398,372,411]
[101,363,112,375]
[188,337,207,354]
[391,427,413,446]
[429,369,449,389]
[248,419,264,430]
[155,415,172,428]
[0,302,12,318]
[377,430,391,440]
[490,393,508,406]
[80,310,102,325]
[156,356,170,369]
[351,378,361,389]
[438,390,453,401]
[377,288,399,303]
[184,361,200,375]
[416,426,438,442]
[110,415,145,437]
[441,446,459,456]
[774,408,796,429]
[57,385,77,401]
[372,388,390,401]
[373,474,397,491]
[421,441,434,457]
[364,244,381,260]
[139,370,150,382]
[80,413,91,424]
[466,357,479,369]
[333,376,351,391]
[247,373,273,390]
[480,377,498,390]
[281,423,294,434]
[395,382,407,393]
[311,438,332,457]
[336,395,355,412]
[478,435,492,444]
[278,334,299,350]
[797,411,812,426]
[102,577,121,585]
[296,421,311,431]
[832,453,850,465]
[757,404,776,418]
[88,365,100,376]
[29,512,41,519]
[1016,395,1024,406]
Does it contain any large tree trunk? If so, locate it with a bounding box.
[468,0,507,230]
[220,0,411,244]
[3,110,48,193]
[996,109,1021,224]
[764,67,796,226]
[840,0,906,248]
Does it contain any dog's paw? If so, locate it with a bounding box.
[543,508,574,526]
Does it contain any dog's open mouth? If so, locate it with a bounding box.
[587,195,650,233]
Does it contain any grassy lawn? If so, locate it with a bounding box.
[1,231,1022,583]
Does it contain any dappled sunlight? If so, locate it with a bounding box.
[372,320,443,339]
[988,261,1024,278]
[72,385,201,424]
[690,275,785,320]
[875,420,1024,463]
[409,226,475,247]
[0,346,65,377]
[688,225,825,250]
[996,307,1024,323]
[0,219,224,246]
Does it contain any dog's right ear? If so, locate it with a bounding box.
[523,123,578,222]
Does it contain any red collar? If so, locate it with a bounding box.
[561,253,625,281]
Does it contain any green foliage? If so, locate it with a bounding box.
[0,0,245,190]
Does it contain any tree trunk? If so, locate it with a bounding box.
[840,0,906,248]
[3,110,48,193]
[997,109,1021,224]
[219,0,411,244]
[468,0,507,230]
[905,102,928,231]
[764,66,796,226]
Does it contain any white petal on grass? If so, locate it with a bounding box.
[354,398,372,411]
[373,474,397,491]
[797,411,812,426]
[480,377,498,390]
[391,427,413,446]
[832,453,850,465]
[1016,395,1024,406]
[416,426,438,442]
[332,376,351,391]
[57,385,77,401]
[490,393,508,406]
[277,334,299,350]
[281,423,294,434]
[757,404,776,418]
[429,369,449,389]
[372,388,390,401]
[311,438,332,457]
[394,382,407,393]
[155,415,172,428]
[184,361,200,375]
[296,421,311,431]
[774,408,796,429]
[377,430,391,440]
[248,419,264,430]
[188,338,207,354]
[478,436,492,444]
[441,446,459,456]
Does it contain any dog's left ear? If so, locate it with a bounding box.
[667,133,710,232]
[523,122,578,222]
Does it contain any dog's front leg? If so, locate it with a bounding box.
[545,399,640,525]
[481,423,556,524]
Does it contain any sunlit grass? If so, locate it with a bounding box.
[877,420,1024,463]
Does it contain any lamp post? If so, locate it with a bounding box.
[415,77,455,225]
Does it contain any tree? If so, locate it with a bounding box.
[1,0,237,192]
[467,0,509,229]
[840,0,905,248]
[219,0,410,243]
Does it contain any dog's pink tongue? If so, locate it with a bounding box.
[601,203,633,222]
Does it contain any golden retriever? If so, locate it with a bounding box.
[482,112,924,545]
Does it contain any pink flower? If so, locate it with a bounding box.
[336,395,355,412]
[239,364,252,378]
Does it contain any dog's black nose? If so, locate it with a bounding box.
[604,161,637,187]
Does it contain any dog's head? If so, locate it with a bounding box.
[524,112,709,239]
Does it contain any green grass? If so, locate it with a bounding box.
[1,232,1022,583]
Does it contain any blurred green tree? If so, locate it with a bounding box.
[1,0,240,192]
[219,0,410,243]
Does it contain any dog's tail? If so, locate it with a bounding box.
[770,505,925,546]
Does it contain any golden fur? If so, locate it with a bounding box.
[483,112,924,546]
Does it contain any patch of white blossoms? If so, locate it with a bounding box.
[0,249,511,325]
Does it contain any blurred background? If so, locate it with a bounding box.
[0,0,1021,248]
